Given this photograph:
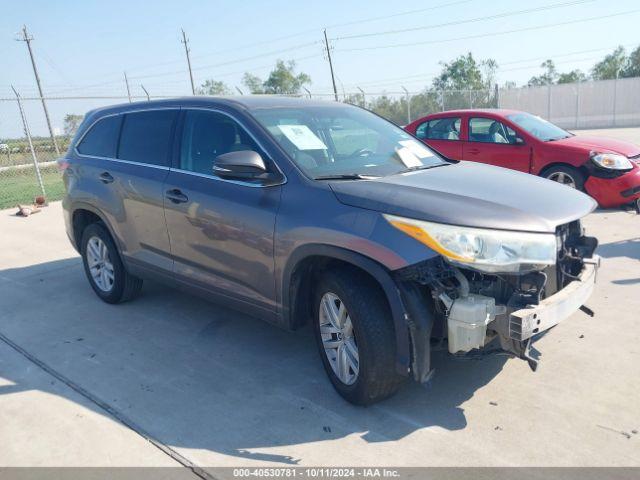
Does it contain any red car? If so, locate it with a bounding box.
[405,109,640,209]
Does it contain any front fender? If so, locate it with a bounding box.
[281,243,412,377]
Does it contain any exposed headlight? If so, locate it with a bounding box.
[384,214,557,273]
[591,152,633,170]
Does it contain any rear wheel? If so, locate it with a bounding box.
[313,268,405,405]
[542,165,585,191]
[80,223,143,304]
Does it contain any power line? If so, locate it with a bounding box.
[333,0,594,41]
[324,0,475,30]
[126,41,319,81]
[333,43,639,90]
[337,9,640,52]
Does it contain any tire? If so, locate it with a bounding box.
[542,165,585,191]
[80,222,143,304]
[313,267,405,405]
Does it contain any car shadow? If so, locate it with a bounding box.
[597,238,640,260]
[0,258,508,465]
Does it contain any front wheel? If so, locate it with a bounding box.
[313,268,405,405]
[542,165,585,191]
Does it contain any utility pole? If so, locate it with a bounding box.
[12,86,46,198]
[141,84,150,101]
[124,72,132,103]
[17,25,59,155]
[401,86,411,124]
[357,87,365,108]
[323,29,338,102]
[181,28,196,95]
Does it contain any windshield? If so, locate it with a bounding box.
[507,112,571,142]
[250,104,447,179]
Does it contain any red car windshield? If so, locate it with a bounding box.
[507,113,572,142]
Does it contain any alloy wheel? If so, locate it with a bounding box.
[548,171,577,189]
[319,292,359,385]
[86,236,115,292]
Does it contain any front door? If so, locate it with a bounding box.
[463,117,531,172]
[163,109,282,312]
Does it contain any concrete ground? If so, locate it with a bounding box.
[0,201,639,470]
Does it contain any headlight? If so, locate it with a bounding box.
[591,152,633,170]
[384,214,557,273]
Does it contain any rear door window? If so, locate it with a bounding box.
[118,110,178,166]
[415,117,461,141]
[76,115,122,158]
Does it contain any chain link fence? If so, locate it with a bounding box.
[1,78,638,210]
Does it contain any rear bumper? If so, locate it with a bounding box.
[509,256,599,341]
[585,167,640,208]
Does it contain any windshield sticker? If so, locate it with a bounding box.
[399,140,434,159]
[395,147,423,168]
[278,125,327,150]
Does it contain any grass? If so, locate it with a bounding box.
[0,167,65,210]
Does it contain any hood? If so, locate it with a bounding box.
[554,135,640,157]
[329,162,596,233]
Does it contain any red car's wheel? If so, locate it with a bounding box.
[542,165,585,191]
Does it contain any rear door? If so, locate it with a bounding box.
[75,109,177,272]
[163,109,282,313]
[463,117,531,172]
[414,116,463,159]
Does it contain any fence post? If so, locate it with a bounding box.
[575,81,580,129]
[11,86,46,200]
[401,86,411,124]
[468,89,472,108]
[494,84,500,108]
[440,90,445,111]
[613,77,618,127]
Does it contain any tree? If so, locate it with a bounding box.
[243,60,311,95]
[528,60,558,86]
[591,46,627,80]
[623,45,640,78]
[557,69,587,84]
[63,114,84,137]
[432,53,494,91]
[197,79,232,96]
[242,73,265,94]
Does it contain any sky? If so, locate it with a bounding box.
[1,0,639,138]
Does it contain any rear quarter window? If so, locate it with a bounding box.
[117,110,178,166]
[76,115,122,158]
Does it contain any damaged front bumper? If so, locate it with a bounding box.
[508,257,599,343]
[396,233,600,382]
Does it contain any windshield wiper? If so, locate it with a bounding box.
[314,173,380,180]
[546,135,571,142]
[395,163,449,174]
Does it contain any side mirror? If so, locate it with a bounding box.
[213,150,268,180]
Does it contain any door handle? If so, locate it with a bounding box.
[99,171,114,184]
[165,189,189,204]
[468,148,481,154]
